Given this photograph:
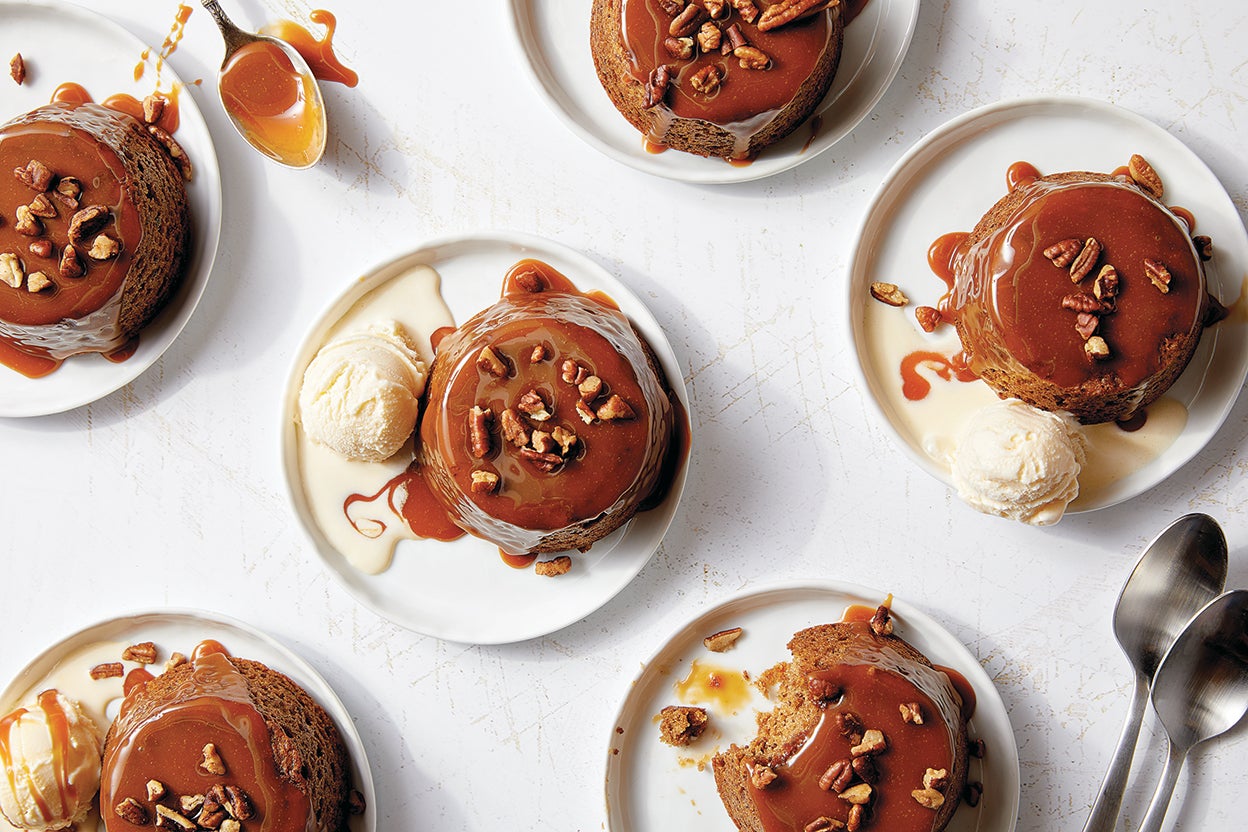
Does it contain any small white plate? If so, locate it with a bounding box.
[508,0,919,184]
[603,580,1020,832]
[0,0,222,417]
[0,609,375,832]
[280,232,691,644]
[849,96,1248,514]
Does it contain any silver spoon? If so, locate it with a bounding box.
[1081,513,1227,832]
[1136,590,1248,832]
[200,0,327,168]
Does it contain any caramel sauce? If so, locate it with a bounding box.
[190,639,230,662]
[123,667,154,696]
[801,114,824,153]
[1006,160,1040,192]
[841,595,892,624]
[926,231,967,289]
[0,691,84,825]
[261,10,359,87]
[676,659,752,713]
[643,138,667,155]
[102,89,181,134]
[0,339,59,377]
[1116,411,1148,432]
[219,39,326,167]
[933,664,977,720]
[50,82,92,105]
[500,550,538,569]
[900,350,977,401]
[1169,205,1195,231]
[104,336,141,364]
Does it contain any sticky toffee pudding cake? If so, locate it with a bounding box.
[418,260,677,555]
[940,165,1211,425]
[100,642,352,832]
[590,0,844,159]
[712,609,970,832]
[0,102,190,376]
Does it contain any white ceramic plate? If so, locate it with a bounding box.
[508,0,918,184]
[849,96,1248,514]
[0,609,375,832]
[0,0,222,417]
[604,580,1020,832]
[280,232,691,644]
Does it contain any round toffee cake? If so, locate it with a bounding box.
[100,647,352,832]
[712,613,970,832]
[0,102,190,373]
[418,261,676,555]
[590,0,844,159]
[942,170,1210,425]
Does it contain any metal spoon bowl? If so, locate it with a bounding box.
[1081,513,1228,832]
[1136,590,1248,832]
[200,0,327,168]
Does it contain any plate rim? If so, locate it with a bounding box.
[0,606,377,832]
[505,0,920,184]
[278,229,692,644]
[846,93,1248,515]
[601,577,1023,832]
[0,0,223,417]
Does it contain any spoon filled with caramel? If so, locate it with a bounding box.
[200,0,327,168]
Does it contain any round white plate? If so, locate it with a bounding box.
[280,232,691,644]
[603,581,1020,832]
[0,609,375,832]
[0,0,222,417]
[849,96,1248,514]
[508,0,919,184]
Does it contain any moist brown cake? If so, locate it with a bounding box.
[101,649,352,832]
[943,170,1209,424]
[590,0,844,159]
[0,102,190,374]
[712,620,969,832]
[418,260,678,555]
[658,705,710,746]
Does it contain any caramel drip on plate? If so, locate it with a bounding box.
[261,11,359,87]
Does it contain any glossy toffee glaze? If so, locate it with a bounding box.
[0,691,87,827]
[939,171,1205,400]
[418,259,677,554]
[219,39,326,168]
[100,642,314,832]
[621,0,835,156]
[746,621,965,832]
[0,103,146,375]
[261,11,359,88]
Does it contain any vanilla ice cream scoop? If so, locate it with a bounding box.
[0,690,103,831]
[298,320,428,462]
[951,398,1087,526]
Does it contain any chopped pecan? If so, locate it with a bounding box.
[470,470,500,494]
[55,176,82,200]
[596,394,636,421]
[704,0,729,18]
[223,785,253,820]
[735,45,770,69]
[219,821,240,832]
[200,742,226,775]
[468,405,493,458]
[1092,265,1119,302]
[142,94,167,125]
[115,797,149,825]
[58,246,83,279]
[690,65,722,94]
[968,737,986,758]
[1043,238,1082,268]
[758,0,836,32]
[512,267,544,292]
[1084,335,1111,360]
[869,604,893,635]
[575,399,596,424]
[750,764,779,790]
[531,429,555,454]
[669,4,707,36]
[0,252,23,289]
[838,783,873,805]
[347,789,367,815]
[911,788,945,810]
[804,819,845,832]
[1069,238,1101,283]
[664,36,694,59]
[122,641,158,664]
[154,805,197,830]
[846,804,865,832]
[25,271,51,293]
[850,729,887,757]
[915,305,941,332]
[27,193,57,218]
[644,64,673,109]
[179,794,205,814]
[729,0,760,23]
[963,780,984,807]
[1144,258,1171,293]
[14,205,42,236]
[90,661,124,679]
[657,0,685,13]
[146,124,192,181]
[869,282,908,307]
[560,359,584,384]
[1193,235,1213,261]
[517,389,552,421]
[923,767,949,790]
[818,759,854,793]
[13,159,53,191]
[518,447,563,472]
[530,344,547,363]
[836,710,864,742]
[899,702,924,725]
[703,626,743,652]
[577,375,603,401]
[551,425,578,455]
[68,205,111,245]
[698,21,723,52]
[1128,153,1163,198]
[9,53,25,85]
[809,677,841,705]
[851,755,878,784]
[724,22,748,50]
[28,239,53,259]
[535,556,573,577]
[165,652,187,671]
[198,809,226,830]
[147,779,167,801]
[1074,312,1098,341]
[476,346,509,377]
[500,408,529,447]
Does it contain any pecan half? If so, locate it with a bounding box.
[535,556,572,577]
[1043,238,1081,268]
[517,389,552,421]
[869,604,893,635]
[644,64,673,109]
[123,642,158,664]
[1093,265,1119,302]
[915,305,941,332]
[657,0,685,13]
[669,4,707,36]
[470,470,500,494]
[1128,154,1163,198]
[147,124,193,181]
[114,798,149,825]
[90,662,124,679]
[704,0,729,18]
[805,818,845,832]
[68,205,111,245]
[596,394,636,421]
[0,252,24,289]
[703,627,743,652]
[758,0,836,32]
[750,764,779,790]
[690,65,722,94]
[1069,238,1101,283]
[551,425,578,455]
[9,53,25,85]
[818,759,854,793]
[577,375,603,401]
[575,399,597,424]
[869,282,908,307]
[1193,235,1213,261]
[1060,293,1108,314]
[500,408,529,447]
[518,448,563,472]
[1085,335,1111,360]
[88,235,121,260]
[698,21,723,52]
[224,785,253,820]
[13,159,52,191]
[28,239,53,259]
[468,405,493,458]
[664,36,695,59]
[1144,258,1171,293]
[735,45,770,70]
[912,788,945,809]
[836,710,864,742]
[851,754,879,784]
[899,702,924,725]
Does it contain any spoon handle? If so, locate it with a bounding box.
[1081,675,1148,832]
[199,0,249,53]
[1135,741,1187,832]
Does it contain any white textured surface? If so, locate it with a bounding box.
[1,1,1246,831]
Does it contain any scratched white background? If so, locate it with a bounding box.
[2,0,1247,830]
